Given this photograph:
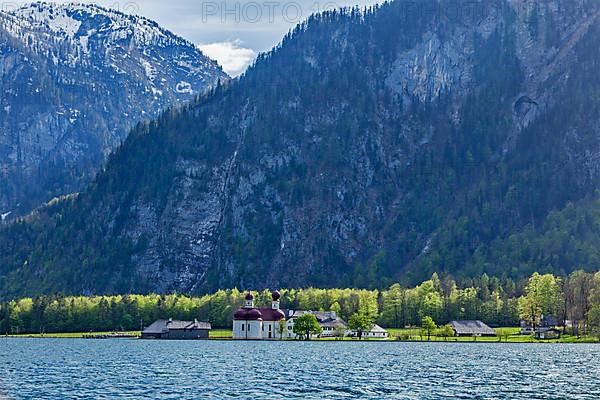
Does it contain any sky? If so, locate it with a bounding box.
[41,0,382,76]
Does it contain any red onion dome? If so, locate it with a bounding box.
[271,290,281,301]
[245,292,254,301]
[233,308,248,319]
[246,309,262,320]
[273,309,285,321]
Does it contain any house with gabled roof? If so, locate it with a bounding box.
[284,310,347,338]
[520,314,559,335]
[141,318,211,339]
[450,320,496,337]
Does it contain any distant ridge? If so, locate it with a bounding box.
[0,2,228,216]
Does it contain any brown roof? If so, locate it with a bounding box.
[234,308,284,321]
[259,308,285,321]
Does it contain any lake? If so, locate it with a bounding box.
[0,339,599,399]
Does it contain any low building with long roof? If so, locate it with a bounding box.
[450,320,496,337]
[141,319,211,339]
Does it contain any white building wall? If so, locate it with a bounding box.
[351,325,389,339]
[364,331,388,339]
[248,321,263,339]
[262,321,283,340]
[286,319,297,339]
[234,320,283,340]
[233,320,243,339]
[233,320,264,339]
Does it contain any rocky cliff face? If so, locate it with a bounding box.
[0,2,227,217]
[2,0,600,297]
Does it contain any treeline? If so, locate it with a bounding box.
[0,289,378,334]
[2,271,600,335]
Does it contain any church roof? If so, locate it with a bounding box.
[234,307,284,321]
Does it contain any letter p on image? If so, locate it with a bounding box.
[202,2,219,23]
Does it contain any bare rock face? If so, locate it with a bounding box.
[3,0,600,297]
[0,3,227,216]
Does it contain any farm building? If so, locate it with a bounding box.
[284,310,347,339]
[535,327,562,340]
[355,324,389,339]
[450,320,496,337]
[142,319,211,339]
[520,314,559,335]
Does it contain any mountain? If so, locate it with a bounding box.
[0,2,227,217]
[2,0,600,297]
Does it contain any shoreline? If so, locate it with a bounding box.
[2,334,598,344]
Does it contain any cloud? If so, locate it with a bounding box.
[45,0,387,61]
[199,40,257,77]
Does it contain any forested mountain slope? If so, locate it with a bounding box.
[2,0,600,297]
[0,2,227,216]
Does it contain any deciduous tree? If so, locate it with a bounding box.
[518,273,562,330]
[293,314,322,340]
[348,313,375,340]
[421,316,437,341]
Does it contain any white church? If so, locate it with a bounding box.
[232,290,389,340]
[232,291,286,340]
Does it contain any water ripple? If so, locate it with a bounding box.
[0,339,598,399]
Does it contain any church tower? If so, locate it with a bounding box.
[271,290,281,309]
[244,292,254,308]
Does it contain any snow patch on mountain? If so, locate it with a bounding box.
[140,58,157,81]
[0,1,228,216]
[176,81,193,94]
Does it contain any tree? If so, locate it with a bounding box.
[348,313,374,340]
[495,328,513,342]
[564,271,594,337]
[9,302,23,334]
[293,314,322,340]
[588,273,600,340]
[277,320,286,340]
[330,301,341,315]
[518,294,542,332]
[380,284,404,328]
[421,316,437,341]
[588,305,600,341]
[439,324,455,341]
[334,325,346,340]
[423,291,443,323]
[518,273,562,331]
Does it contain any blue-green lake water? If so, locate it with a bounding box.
[0,339,599,399]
